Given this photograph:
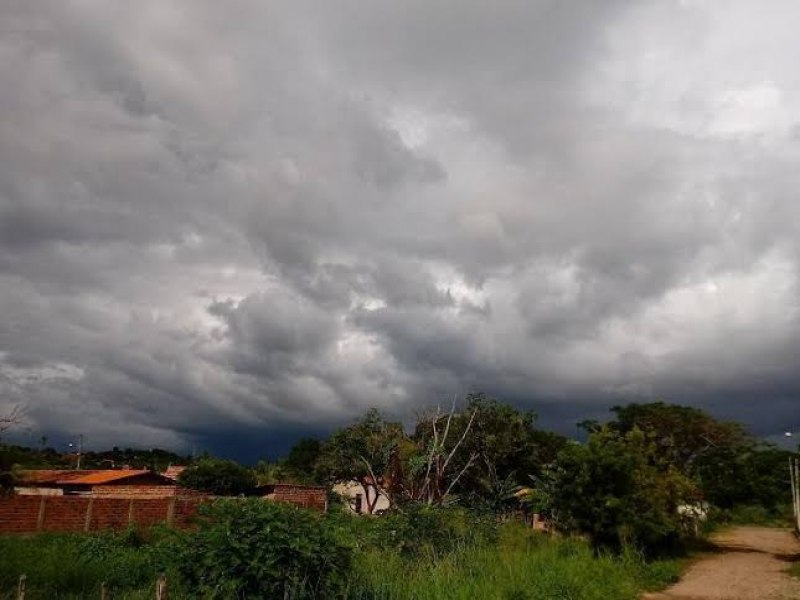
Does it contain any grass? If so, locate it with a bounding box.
[0,529,183,600]
[0,524,682,600]
[715,504,794,529]
[790,559,800,580]
[345,525,682,600]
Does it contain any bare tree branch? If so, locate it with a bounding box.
[444,451,479,498]
[0,405,25,433]
[442,407,478,473]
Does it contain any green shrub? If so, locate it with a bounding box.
[178,458,256,496]
[174,498,352,599]
[543,428,697,555]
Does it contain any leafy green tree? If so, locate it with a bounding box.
[0,406,25,495]
[608,402,748,474]
[693,443,791,510]
[253,459,288,486]
[465,393,567,488]
[283,438,323,483]
[178,457,256,496]
[411,393,568,508]
[316,409,405,513]
[607,402,789,511]
[544,427,698,554]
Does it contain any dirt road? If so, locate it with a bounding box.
[645,526,800,600]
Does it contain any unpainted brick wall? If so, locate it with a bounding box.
[91,485,209,498]
[0,490,326,534]
[0,496,204,534]
[271,487,327,512]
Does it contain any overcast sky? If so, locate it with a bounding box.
[2,1,799,459]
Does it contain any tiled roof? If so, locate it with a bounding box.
[17,469,169,486]
[17,470,101,484]
[62,470,153,484]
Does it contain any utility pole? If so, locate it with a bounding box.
[77,434,83,470]
[70,434,84,470]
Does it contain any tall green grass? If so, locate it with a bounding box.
[345,524,681,600]
[0,529,180,600]
[0,523,681,599]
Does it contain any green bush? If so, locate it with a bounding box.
[178,458,256,496]
[174,499,352,599]
[543,428,697,555]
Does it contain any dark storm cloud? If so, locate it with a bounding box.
[2,0,800,455]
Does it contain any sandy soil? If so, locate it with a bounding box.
[644,526,800,600]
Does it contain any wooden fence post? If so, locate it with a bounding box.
[793,458,800,534]
[156,573,167,600]
[17,574,26,600]
[166,496,177,527]
[36,496,46,532]
[85,497,94,532]
[790,458,796,527]
[100,581,108,600]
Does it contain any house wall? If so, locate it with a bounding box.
[332,480,390,514]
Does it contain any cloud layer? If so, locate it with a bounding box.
[2,1,799,455]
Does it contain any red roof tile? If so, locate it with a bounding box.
[17,470,101,484]
[61,470,153,484]
[15,469,172,486]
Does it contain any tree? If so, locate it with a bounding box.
[283,438,323,483]
[0,405,25,495]
[456,393,567,501]
[316,409,405,514]
[606,402,789,511]
[608,402,748,474]
[402,400,479,506]
[543,426,698,554]
[0,404,24,435]
[178,457,256,496]
[406,393,568,509]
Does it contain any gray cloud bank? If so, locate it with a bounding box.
[2,0,799,454]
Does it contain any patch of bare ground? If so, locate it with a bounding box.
[644,526,800,600]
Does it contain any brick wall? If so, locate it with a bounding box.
[0,489,327,534]
[269,485,327,512]
[0,496,204,534]
[91,485,210,498]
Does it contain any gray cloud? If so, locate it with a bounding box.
[2,0,800,454]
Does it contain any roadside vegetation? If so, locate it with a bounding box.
[1,396,797,598]
[0,502,682,599]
